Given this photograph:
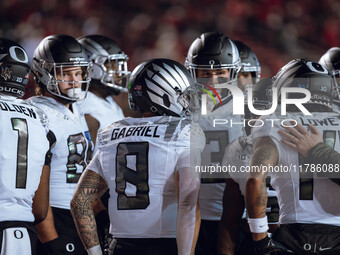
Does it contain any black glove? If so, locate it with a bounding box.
[253,235,294,255]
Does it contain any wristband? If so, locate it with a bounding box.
[247,216,269,233]
[86,244,103,255]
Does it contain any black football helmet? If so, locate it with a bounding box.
[128,58,195,117]
[251,78,274,110]
[0,38,30,98]
[31,34,91,102]
[244,77,274,135]
[319,47,340,103]
[185,32,241,97]
[77,35,130,95]
[234,40,261,84]
[273,59,333,111]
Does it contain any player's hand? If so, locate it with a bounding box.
[279,123,323,158]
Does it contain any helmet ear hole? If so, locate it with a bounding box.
[163,94,170,108]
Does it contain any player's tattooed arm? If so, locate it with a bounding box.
[245,136,278,241]
[70,169,108,249]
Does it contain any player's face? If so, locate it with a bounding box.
[104,59,128,86]
[196,69,230,94]
[56,66,83,94]
[238,72,253,92]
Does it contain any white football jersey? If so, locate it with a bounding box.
[78,91,124,130]
[199,99,244,220]
[78,92,124,153]
[223,135,279,224]
[0,96,50,222]
[26,96,92,210]
[252,111,340,226]
[88,116,204,238]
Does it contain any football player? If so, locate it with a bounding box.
[71,59,204,255]
[0,38,53,255]
[76,34,130,252]
[185,31,243,255]
[245,59,340,254]
[218,78,279,255]
[233,40,261,92]
[77,34,129,146]
[27,34,93,255]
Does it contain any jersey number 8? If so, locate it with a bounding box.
[116,142,150,210]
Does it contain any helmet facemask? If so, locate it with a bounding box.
[237,63,261,93]
[92,53,131,93]
[177,87,191,118]
[187,61,241,100]
[242,65,261,83]
[35,59,91,102]
[178,85,202,121]
[331,70,340,104]
[187,60,241,85]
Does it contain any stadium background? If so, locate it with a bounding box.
[1,0,338,116]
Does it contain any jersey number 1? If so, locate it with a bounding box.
[11,118,28,189]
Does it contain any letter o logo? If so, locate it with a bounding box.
[306,61,328,74]
[14,230,23,239]
[66,243,75,252]
[303,243,312,251]
[9,46,28,63]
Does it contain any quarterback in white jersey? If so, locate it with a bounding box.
[29,34,92,255]
[198,99,243,219]
[246,59,340,254]
[71,59,204,255]
[0,39,52,255]
[185,32,245,255]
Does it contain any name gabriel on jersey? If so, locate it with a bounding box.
[111,125,160,140]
